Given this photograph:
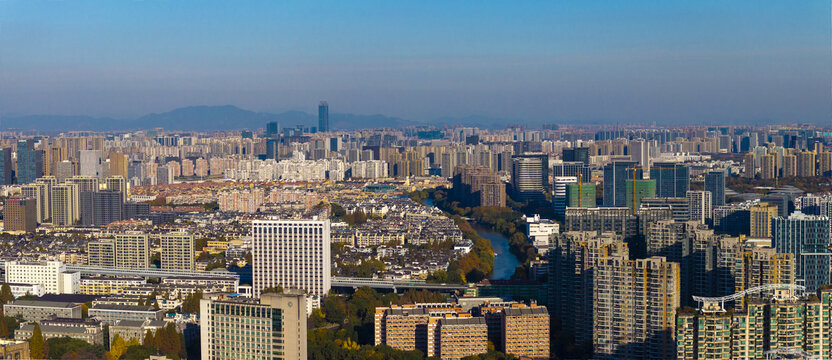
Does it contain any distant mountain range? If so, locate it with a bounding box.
[0,105,421,132]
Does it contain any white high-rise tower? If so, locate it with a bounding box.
[252,218,331,306]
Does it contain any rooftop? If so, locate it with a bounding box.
[7,300,78,308]
[90,304,159,312]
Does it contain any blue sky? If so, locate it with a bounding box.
[0,1,829,125]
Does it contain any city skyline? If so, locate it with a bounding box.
[1,1,829,126]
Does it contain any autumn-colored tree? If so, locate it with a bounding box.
[106,334,127,360]
[126,337,140,347]
[155,323,181,355]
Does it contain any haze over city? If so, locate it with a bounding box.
[0,2,831,360]
[1,1,830,127]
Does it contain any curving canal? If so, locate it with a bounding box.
[423,198,519,280]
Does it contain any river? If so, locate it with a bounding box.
[471,223,519,279]
[423,198,519,280]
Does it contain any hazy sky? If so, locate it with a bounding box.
[0,1,829,125]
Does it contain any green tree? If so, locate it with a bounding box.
[181,290,203,314]
[0,283,13,304]
[143,329,154,346]
[1,316,18,339]
[29,323,46,359]
[121,345,160,360]
[45,337,106,360]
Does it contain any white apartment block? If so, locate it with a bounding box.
[4,260,80,294]
[160,231,195,270]
[252,218,331,304]
[350,160,389,179]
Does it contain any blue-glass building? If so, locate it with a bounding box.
[772,211,832,292]
[15,140,42,184]
[650,162,690,198]
[318,101,329,132]
[603,160,640,207]
[704,170,726,206]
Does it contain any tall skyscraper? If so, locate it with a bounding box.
[252,218,331,304]
[21,182,50,223]
[743,152,755,178]
[55,160,75,183]
[625,179,656,211]
[549,231,628,345]
[782,153,797,177]
[797,151,816,177]
[51,183,80,226]
[603,160,640,207]
[87,240,116,267]
[16,140,43,184]
[677,287,832,359]
[0,147,12,185]
[749,202,779,238]
[704,170,726,206]
[105,176,128,202]
[3,197,37,232]
[686,190,712,224]
[772,211,832,292]
[108,152,128,178]
[266,121,279,137]
[510,154,548,203]
[115,231,149,269]
[760,153,776,179]
[628,139,649,171]
[650,162,689,198]
[318,101,329,132]
[552,161,591,183]
[265,139,279,160]
[819,151,832,176]
[160,231,195,270]
[553,176,578,218]
[565,182,595,208]
[594,255,680,359]
[67,175,99,193]
[80,190,123,226]
[78,150,105,180]
[452,165,505,207]
[200,291,308,360]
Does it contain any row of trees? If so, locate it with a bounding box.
[26,322,186,360]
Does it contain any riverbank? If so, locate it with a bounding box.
[415,189,531,281]
[471,223,519,280]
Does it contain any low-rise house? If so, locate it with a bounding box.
[3,300,82,322]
